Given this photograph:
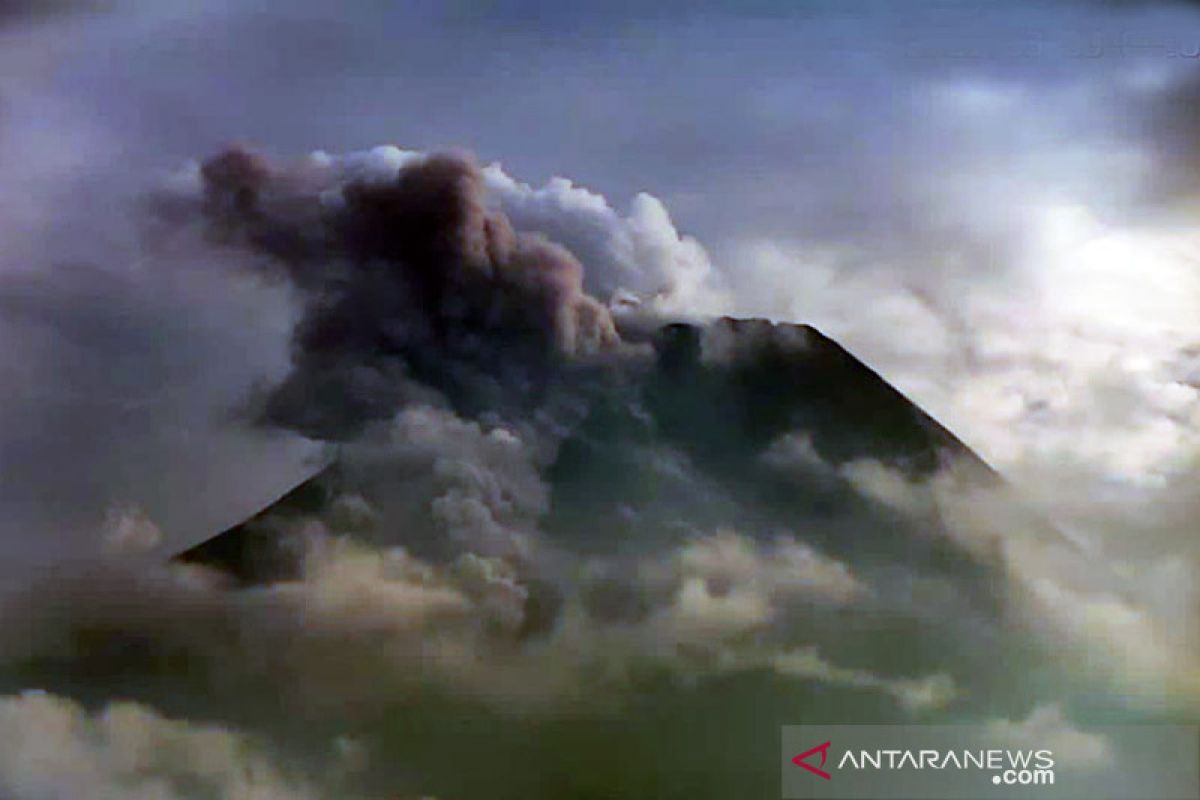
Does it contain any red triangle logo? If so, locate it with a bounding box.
[792,741,832,780]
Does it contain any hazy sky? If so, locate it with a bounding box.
[4,0,1198,237]
[0,0,1198,560]
[0,5,1198,798]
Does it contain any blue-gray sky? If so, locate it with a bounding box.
[4,0,1199,239]
[0,0,1198,564]
[0,5,1198,798]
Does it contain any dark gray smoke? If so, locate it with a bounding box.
[190,146,618,440]
[0,137,1189,799]
[0,1,1197,793]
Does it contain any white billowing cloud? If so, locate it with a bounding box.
[761,432,828,474]
[664,572,772,641]
[840,460,935,520]
[256,537,561,711]
[2,3,1200,796]
[716,59,1200,497]
[761,429,1200,710]
[483,164,727,314]
[0,517,891,720]
[0,536,564,716]
[721,239,957,393]
[0,690,319,800]
[571,530,867,670]
[101,505,164,555]
[726,213,1200,492]
[282,527,866,705]
[1015,572,1200,705]
[307,144,421,187]
[672,529,866,609]
[783,448,1184,701]
[1009,218,1200,485]
[720,179,1200,708]
[840,461,1200,708]
[986,704,1112,769]
[772,647,958,712]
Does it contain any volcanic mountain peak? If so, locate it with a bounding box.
[177,316,1000,587]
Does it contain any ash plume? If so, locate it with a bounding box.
[191,146,619,440]
[3,2,1200,794]
[2,135,1197,800]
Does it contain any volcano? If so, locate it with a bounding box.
[178,316,1003,600]
[171,306,1038,720]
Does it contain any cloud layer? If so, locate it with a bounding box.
[2,1,1200,797]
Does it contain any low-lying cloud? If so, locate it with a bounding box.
[2,4,1200,793]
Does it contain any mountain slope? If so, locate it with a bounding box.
[178,316,1002,585]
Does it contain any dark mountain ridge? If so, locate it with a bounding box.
[177,316,1001,585]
